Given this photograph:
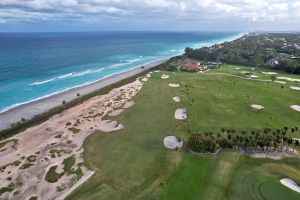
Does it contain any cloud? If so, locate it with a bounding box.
[0,0,299,30]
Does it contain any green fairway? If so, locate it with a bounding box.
[67,64,300,200]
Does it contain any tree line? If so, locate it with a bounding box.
[188,126,299,153]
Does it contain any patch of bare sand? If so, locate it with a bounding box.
[0,79,143,200]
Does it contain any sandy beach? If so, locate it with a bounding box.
[0,58,168,130]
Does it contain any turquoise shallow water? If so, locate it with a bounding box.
[0,31,241,112]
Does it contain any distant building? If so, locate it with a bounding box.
[180,60,207,72]
[267,58,279,65]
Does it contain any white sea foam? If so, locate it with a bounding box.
[29,68,105,86]
[29,78,56,86]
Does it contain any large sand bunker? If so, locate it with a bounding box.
[280,178,300,193]
[163,136,183,149]
[142,78,148,82]
[250,75,259,78]
[173,96,181,102]
[278,77,300,82]
[161,74,169,79]
[290,105,300,112]
[175,108,187,120]
[146,74,151,78]
[169,83,180,88]
[290,86,300,91]
[251,104,264,110]
[262,72,278,75]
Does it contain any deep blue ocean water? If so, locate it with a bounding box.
[0,31,240,112]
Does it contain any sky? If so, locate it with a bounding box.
[0,0,300,32]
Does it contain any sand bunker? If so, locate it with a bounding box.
[250,75,258,78]
[173,96,181,103]
[142,77,148,82]
[251,104,264,110]
[175,108,187,120]
[161,74,170,79]
[278,77,300,82]
[108,109,124,116]
[235,68,240,69]
[280,178,300,193]
[251,68,255,70]
[262,72,278,75]
[154,70,160,73]
[169,83,180,88]
[123,100,135,109]
[98,120,123,132]
[290,86,300,91]
[274,81,286,84]
[290,105,300,112]
[163,136,183,149]
[146,74,151,78]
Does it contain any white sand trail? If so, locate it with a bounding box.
[163,136,183,149]
[280,178,300,193]
[175,108,187,120]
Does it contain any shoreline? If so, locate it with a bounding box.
[0,58,168,130]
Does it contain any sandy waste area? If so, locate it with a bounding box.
[0,79,143,200]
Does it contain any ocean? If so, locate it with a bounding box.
[0,31,240,112]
